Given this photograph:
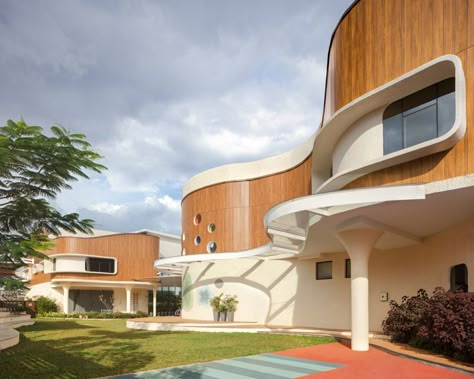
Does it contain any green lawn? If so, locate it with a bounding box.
[0,319,336,379]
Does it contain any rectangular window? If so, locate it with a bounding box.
[345,259,351,278]
[85,257,115,273]
[316,261,332,280]
[383,78,455,155]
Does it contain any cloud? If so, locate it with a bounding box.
[79,195,182,235]
[0,0,354,234]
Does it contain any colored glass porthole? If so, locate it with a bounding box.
[193,213,202,225]
[208,223,216,233]
[194,236,201,245]
[207,241,217,253]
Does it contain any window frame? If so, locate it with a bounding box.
[383,77,455,155]
[345,259,351,279]
[84,257,116,274]
[316,261,333,280]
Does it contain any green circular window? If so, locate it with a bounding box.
[208,223,216,233]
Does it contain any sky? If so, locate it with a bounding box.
[0,0,354,236]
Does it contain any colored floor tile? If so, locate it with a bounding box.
[109,353,343,379]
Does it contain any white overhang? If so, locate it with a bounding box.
[158,176,474,272]
[312,54,466,192]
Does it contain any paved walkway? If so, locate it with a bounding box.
[108,341,472,379]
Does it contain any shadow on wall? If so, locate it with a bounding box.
[291,254,351,330]
[182,260,303,324]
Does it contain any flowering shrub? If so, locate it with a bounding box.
[382,288,474,363]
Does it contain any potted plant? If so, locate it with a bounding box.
[218,301,227,321]
[209,293,223,321]
[223,294,239,322]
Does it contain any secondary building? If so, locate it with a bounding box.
[23,229,180,315]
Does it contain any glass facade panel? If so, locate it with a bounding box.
[403,104,437,148]
[383,113,403,154]
[437,92,455,136]
[383,78,455,155]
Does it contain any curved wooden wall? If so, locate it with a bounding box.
[182,156,312,254]
[30,234,159,285]
[322,0,474,189]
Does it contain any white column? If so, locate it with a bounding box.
[337,228,383,351]
[152,286,157,317]
[125,287,132,313]
[63,285,70,314]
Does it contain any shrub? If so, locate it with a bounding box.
[382,289,431,343]
[38,310,149,319]
[383,288,474,363]
[35,296,59,313]
[426,288,474,362]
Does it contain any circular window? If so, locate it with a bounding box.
[182,233,186,241]
[194,236,201,245]
[193,213,202,225]
[214,278,224,288]
[207,241,217,253]
[208,223,216,233]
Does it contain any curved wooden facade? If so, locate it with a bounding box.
[182,156,312,254]
[30,234,159,285]
[322,0,474,189]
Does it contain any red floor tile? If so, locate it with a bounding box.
[274,342,471,379]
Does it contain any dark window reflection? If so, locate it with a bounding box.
[383,78,455,155]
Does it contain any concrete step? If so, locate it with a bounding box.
[0,313,34,351]
[0,314,31,328]
[0,327,19,350]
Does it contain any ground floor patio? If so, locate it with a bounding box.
[110,340,473,378]
[126,316,474,375]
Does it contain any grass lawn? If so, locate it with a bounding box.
[0,319,336,379]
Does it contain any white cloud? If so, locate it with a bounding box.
[88,202,125,215]
[0,0,354,234]
[145,195,181,211]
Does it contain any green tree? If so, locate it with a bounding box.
[0,119,106,289]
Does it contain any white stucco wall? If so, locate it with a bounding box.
[159,235,181,259]
[26,282,64,311]
[182,215,474,332]
[332,108,384,175]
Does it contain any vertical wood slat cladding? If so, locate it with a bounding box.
[182,157,312,254]
[323,0,474,189]
[30,234,158,284]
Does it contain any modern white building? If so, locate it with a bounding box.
[155,0,474,352]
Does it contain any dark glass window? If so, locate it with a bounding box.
[316,261,332,280]
[85,257,115,273]
[383,78,455,155]
[450,264,468,292]
[345,259,351,278]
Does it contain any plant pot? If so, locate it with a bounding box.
[213,311,219,321]
[226,312,234,322]
[219,311,227,321]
